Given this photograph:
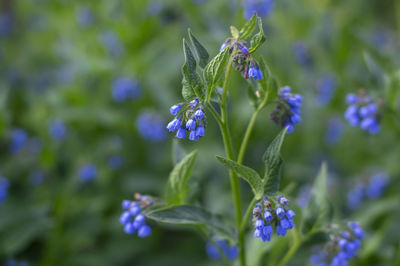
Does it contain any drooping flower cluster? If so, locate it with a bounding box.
[136,111,167,142]
[252,196,296,242]
[111,77,141,103]
[78,164,97,182]
[205,240,238,261]
[0,176,9,204]
[49,119,68,141]
[347,172,389,209]
[220,39,263,81]
[166,98,206,141]
[345,92,380,134]
[120,193,153,238]
[310,222,364,266]
[270,86,302,133]
[242,0,275,20]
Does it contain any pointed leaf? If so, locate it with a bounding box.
[249,19,266,53]
[216,156,264,199]
[182,39,204,100]
[166,150,198,205]
[301,163,332,233]
[258,58,278,105]
[147,205,235,242]
[263,128,287,194]
[204,48,229,102]
[188,29,209,69]
[230,26,239,39]
[239,13,257,39]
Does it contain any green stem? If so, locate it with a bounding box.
[278,227,301,266]
[218,55,245,266]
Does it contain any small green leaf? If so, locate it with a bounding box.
[166,150,198,205]
[363,51,384,86]
[182,39,204,100]
[204,48,229,102]
[301,163,332,234]
[188,29,209,69]
[147,205,235,242]
[216,156,264,199]
[239,13,257,39]
[249,19,266,53]
[230,26,239,39]
[263,128,287,194]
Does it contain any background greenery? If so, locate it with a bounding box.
[0,0,399,265]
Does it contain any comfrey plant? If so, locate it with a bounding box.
[310,222,364,266]
[345,91,381,134]
[122,15,363,265]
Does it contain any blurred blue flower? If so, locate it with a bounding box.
[365,172,388,199]
[108,155,124,169]
[205,240,238,261]
[76,7,94,28]
[9,129,28,154]
[325,118,342,146]
[347,183,364,210]
[136,111,167,142]
[99,30,124,57]
[296,185,311,208]
[111,77,141,103]
[29,170,44,186]
[0,13,14,37]
[242,0,275,20]
[292,42,312,67]
[147,1,164,15]
[0,176,9,204]
[49,119,68,141]
[79,164,97,182]
[5,259,29,266]
[315,75,337,106]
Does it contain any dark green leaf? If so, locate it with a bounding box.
[263,128,287,194]
[216,156,264,199]
[188,29,209,69]
[147,205,235,242]
[166,150,198,205]
[230,26,239,39]
[182,39,204,101]
[301,163,332,233]
[204,48,229,102]
[249,19,266,53]
[239,13,257,39]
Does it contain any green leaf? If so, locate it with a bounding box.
[263,128,287,194]
[147,205,235,242]
[204,48,229,102]
[230,26,239,39]
[363,51,384,86]
[182,39,203,101]
[257,58,278,105]
[239,13,257,39]
[165,150,198,205]
[247,86,258,108]
[216,156,264,199]
[249,19,266,53]
[385,70,400,110]
[188,29,209,69]
[301,163,332,233]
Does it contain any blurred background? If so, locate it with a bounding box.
[0,0,399,265]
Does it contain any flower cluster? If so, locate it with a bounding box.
[111,77,141,103]
[205,240,238,261]
[0,176,9,204]
[345,92,380,134]
[9,129,28,154]
[136,111,167,142]
[78,164,97,182]
[220,39,263,81]
[347,172,389,209]
[120,193,153,238]
[270,86,302,133]
[310,222,364,266]
[49,119,68,141]
[166,98,206,141]
[242,0,275,20]
[252,196,296,242]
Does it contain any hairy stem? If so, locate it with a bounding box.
[278,227,301,266]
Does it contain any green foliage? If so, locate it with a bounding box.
[166,150,198,205]
[182,39,203,101]
[188,29,209,69]
[239,13,258,40]
[249,19,266,54]
[204,48,230,102]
